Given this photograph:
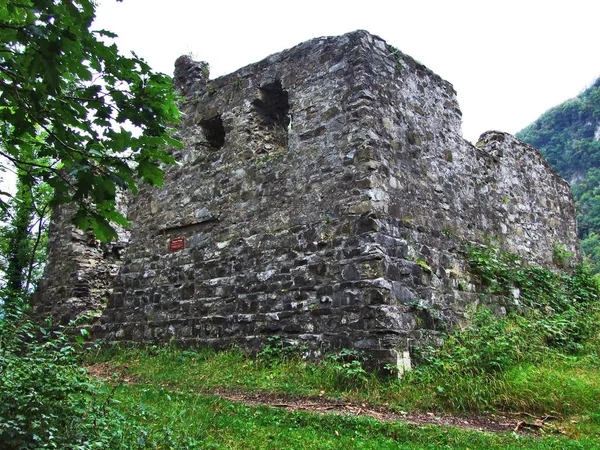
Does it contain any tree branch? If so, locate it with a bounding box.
[25,200,50,292]
[0,23,35,31]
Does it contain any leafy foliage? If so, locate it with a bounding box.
[469,243,597,353]
[0,162,52,299]
[257,337,372,387]
[517,77,600,272]
[0,304,137,448]
[257,334,308,364]
[1,178,35,294]
[325,349,370,385]
[408,244,600,411]
[517,78,600,179]
[0,1,186,446]
[0,0,182,241]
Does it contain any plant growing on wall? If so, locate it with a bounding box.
[0,168,52,299]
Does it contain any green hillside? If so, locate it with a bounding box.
[516,77,600,272]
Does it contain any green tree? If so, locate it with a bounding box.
[0,2,183,446]
[0,0,181,243]
[3,175,34,294]
[580,232,600,274]
[572,167,600,240]
[0,167,52,299]
[517,79,600,180]
[517,77,600,273]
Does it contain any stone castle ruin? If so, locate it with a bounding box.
[34,31,579,372]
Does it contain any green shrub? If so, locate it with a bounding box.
[0,305,134,449]
[257,335,308,365]
[405,243,600,412]
[324,349,371,386]
[465,243,599,351]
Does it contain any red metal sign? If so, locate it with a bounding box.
[169,237,185,252]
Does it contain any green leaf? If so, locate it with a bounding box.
[89,215,118,242]
[137,158,163,186]
[0,0,180,242]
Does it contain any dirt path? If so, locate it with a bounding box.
[86,362,554,435]
[212,389,528,433]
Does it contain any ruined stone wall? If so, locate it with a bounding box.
[342,42,578,345]
[32,204,129,325]
[35,30,579,370]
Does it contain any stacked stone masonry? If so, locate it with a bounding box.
[33,204,129,324]
[35,31,579,372]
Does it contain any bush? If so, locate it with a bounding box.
[257,335,308,365]
[466,243,599,351]
[405,244,600,412]
[325,349,371,386]
[0,304,133,449]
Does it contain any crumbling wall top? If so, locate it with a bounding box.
[174,55,210,97]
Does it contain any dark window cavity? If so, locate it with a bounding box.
[251,80,290,151]
[252,80,290,129]
[199,115,225,149]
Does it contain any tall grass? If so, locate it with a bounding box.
[400,244,600,414]
[93,245,600,417]
[106,382,600,449]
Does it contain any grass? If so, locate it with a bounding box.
[497,358,600,414]
[79,248,600,448]
[4,242,598,448]
[89,334,600,418]
[85,343,600,448]
[96,378,600,449]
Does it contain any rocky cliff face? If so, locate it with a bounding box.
[35,30,579,372]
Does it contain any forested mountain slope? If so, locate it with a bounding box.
[517,77,600,272]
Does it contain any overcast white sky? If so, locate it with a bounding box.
[95,0,597,143]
